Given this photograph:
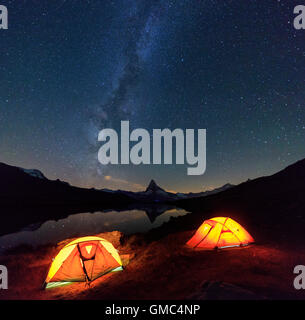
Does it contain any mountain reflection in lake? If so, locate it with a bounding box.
[0,207,188,252]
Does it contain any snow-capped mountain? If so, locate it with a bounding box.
[183,183,234,198]
[101,179,235,203]
[0,162,133,208]
[21,168,46,180]
[0,161,235,205]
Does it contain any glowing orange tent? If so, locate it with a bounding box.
[44,236,123,289]
[186,217,254,250]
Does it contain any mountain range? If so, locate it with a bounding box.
[0,162,233,206]
[0,162,232,235]
[1,158,305,240]
[101,179,234,202]
[155,157,305,245]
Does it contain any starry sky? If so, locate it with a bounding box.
[0,0,304,192]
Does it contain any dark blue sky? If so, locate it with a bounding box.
[0,0,304,192]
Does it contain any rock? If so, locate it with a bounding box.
[188,280,264,300]
[57,231,124,249]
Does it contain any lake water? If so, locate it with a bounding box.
[0,207,188,253]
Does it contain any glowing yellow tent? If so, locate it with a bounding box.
[186,217,254,250]
[44,236,123,289]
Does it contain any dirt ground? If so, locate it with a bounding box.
[1,227,305,300]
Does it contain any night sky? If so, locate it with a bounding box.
[1,0,304,192]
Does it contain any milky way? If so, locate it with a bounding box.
[0,0,304,192]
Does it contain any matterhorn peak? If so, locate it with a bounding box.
[145,179,164,193]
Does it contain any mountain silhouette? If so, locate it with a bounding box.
[0,162,132,207]
[145,179,164,192]
[169,158,305,244]
[2,158,305,241]
[0,162,233,235]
